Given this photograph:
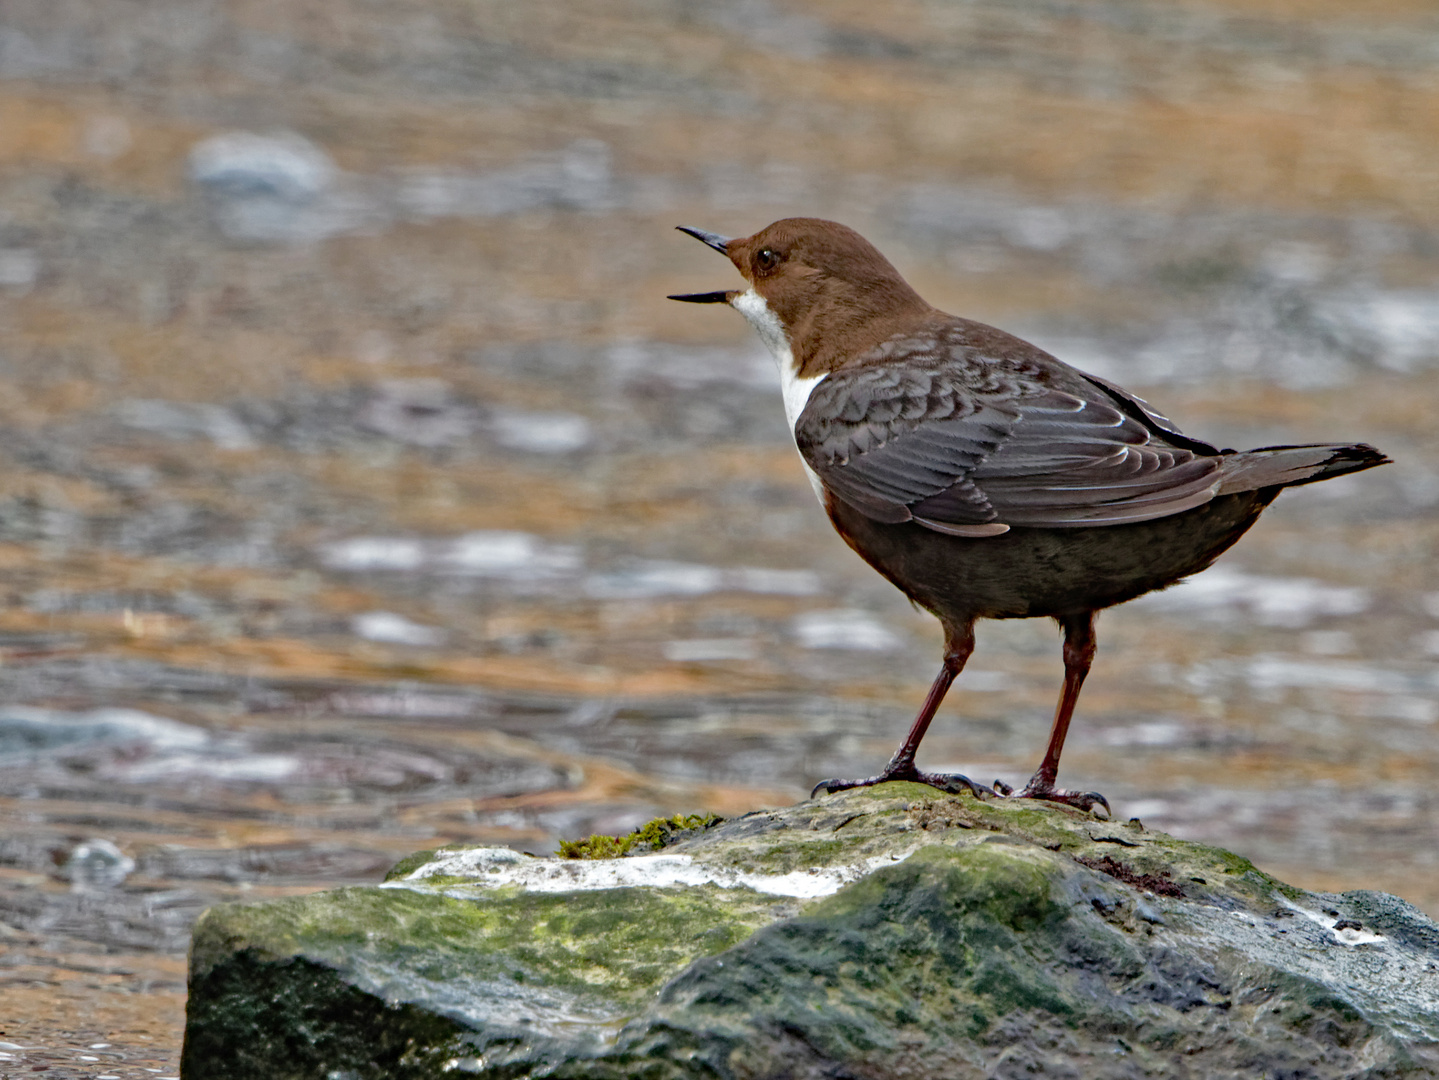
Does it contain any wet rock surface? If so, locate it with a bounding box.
[182,786,1439,1080]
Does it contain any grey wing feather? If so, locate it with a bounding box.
[973,390,1221,524]
[1079,371,1224,455]
[796,362,1016,525]
[795,347,1224,533]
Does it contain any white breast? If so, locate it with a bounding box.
[732,289,827,505]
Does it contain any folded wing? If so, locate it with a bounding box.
[795,348,1223,535]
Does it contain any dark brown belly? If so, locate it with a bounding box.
[825,490,1277,623]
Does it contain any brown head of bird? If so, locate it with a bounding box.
[671,218,938,380]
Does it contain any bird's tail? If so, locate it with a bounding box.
[1215,443,1390,495]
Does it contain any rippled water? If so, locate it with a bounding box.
[2,0,1439,1073]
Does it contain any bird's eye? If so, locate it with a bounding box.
[755,248,781,273]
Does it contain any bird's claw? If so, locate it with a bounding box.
[811,767,995,801]
[811,774,886,798]
[921,771,997,800]
[994,778,1111,818]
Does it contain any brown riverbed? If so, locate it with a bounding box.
[1,0,1438,1074]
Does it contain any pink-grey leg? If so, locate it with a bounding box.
[992,611,1110,816]
[812,622,994,800]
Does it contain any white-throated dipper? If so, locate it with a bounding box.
[671,217,1389,814]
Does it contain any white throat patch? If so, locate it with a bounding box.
[732,288,825,430]
[732,289,826,503]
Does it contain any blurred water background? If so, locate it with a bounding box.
[2,0,1438,1073]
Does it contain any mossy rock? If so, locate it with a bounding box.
[555,812,723,859]
[183,785,1439,1079]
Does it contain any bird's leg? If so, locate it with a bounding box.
[812,623,993,800]
[993,611,1110,816]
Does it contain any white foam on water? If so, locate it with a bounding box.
[189,131,335,200]
[322,538,813,598]
[584,561,723,598]
[791,610,902,651]
[320,537,427,572]
[0,248,39,291]
[115,399,256,450]
[1242,657,1395,694]
[1135,565,1369,628]
[324,691,477,718]
[319,532,580,581]
[119,751,303,783]
[1300,630,1355,655]
[1361,696,1438,725]
[1099,722,1187,748]
[585,561,816,599]
[352,612,446,647]
[727,567,822,596]
[1336,291,1439,372]
[440,531,581,578]
[604,341,775,390]
[0,707,210,756]
[66,839,135,892]
[954,671,1013,692]
[662,638,760,663]
[489,410,592,454]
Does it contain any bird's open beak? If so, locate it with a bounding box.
[667,227,739,304]
[675,226,732,254]
[667,290,735,304]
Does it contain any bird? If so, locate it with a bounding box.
[669,217,1389,815]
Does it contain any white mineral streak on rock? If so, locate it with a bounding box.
[383,846,913,899]
[1278,896,1388,947]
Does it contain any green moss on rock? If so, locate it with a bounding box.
[182,950,471,1080]
[556,811,723,859]
[185,784,1439,1080]
[193,881,778,1003]
[384,848,444,882]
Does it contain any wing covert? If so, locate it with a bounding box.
[795,358,1018,526]
[792,331,1224,533]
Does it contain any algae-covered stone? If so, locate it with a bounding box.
[183,785,1439,1079]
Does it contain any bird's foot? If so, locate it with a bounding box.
[993,777,1110,817]
[811,764,994,801]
